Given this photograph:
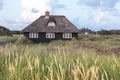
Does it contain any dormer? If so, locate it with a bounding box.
[47,16,56,27]
[48,22,56,26]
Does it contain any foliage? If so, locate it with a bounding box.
[0,35,120,80]
[97,30,111,35]
[0,36,17,45]
[15,36,33,44]
[0,26,12,36]
[11,30,22,35]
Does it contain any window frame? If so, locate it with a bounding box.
[29,32,38,38]
[46,33,55,39]
[63,33,72,39]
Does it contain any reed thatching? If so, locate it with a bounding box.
[22,16,79,33]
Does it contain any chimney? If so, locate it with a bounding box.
[45,11,49,16]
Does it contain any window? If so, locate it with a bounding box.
[63,33,72,38]
[29,33,38,38]
[46,33,55,38]
[47,22,55,27]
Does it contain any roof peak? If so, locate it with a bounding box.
[45,11,50,16]
[41,15,65,17]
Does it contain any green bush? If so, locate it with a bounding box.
[0,26,12,36]
[0,36,17,45]
[97,30,111,35]
[15,36,33,44]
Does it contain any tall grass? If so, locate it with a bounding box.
[0,41,120,80]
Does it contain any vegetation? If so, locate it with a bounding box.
[11,30,21,35]
[79,28,120,35]
[0,26,12,36]
[0,36,16,45]
[0,35,120,80]
[15,36,33,44]
[0,35,19,45]
[97,30,111,35]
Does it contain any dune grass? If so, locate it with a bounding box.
[0,35,120,80]
[0,39,120,80]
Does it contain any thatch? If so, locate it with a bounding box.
[22,15,79,33]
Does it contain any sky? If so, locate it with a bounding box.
[0,0,120,31]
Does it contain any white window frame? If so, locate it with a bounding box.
[63,33,72,39]
[29,33,38,38]
[46,33,55,38]
[47,22,56,27]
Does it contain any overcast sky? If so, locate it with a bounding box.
[0,0,120,31]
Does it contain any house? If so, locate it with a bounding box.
[22,11,79,43]
[79,28,95,34]
[110,30,120,35]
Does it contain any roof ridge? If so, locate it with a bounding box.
[41,15,65,17]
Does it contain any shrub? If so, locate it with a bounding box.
[15,36,33,44]
[97,30,111,35]
[0,36,17,45]
[0,26,12,36]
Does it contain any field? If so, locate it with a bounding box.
[0,35,120,80]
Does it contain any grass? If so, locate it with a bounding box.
[0,35,20,45]
[0,35,120,80]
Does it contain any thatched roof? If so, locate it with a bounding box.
[22,15,79,33]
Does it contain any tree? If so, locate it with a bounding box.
[0,26,12,36]
[97,30,111,35]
